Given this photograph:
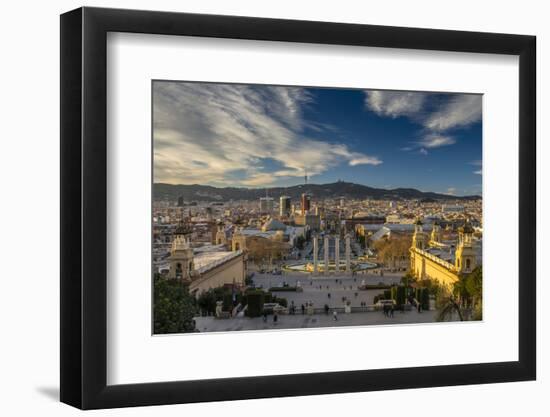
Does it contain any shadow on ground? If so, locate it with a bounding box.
[36,386,59,401]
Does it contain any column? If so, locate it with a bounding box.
[345,234,351,273]
[313,235,318,274]
[324,235,330,275]
[334,236,340,273]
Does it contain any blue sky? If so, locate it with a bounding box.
[153,82,482,196]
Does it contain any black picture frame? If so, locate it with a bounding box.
[60,6,536,410]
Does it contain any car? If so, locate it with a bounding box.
[262,303,280,314]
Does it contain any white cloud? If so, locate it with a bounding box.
[365,91,426,118]
[418,134,456,149]
[365,90,482,153]
[153,82,381,186]
[424,95,482,132]
[419,148,428,155]
[348,156,382,166]
[474,170,482,175]
[446,187,457,195]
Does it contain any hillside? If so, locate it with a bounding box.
[153,181,480,202]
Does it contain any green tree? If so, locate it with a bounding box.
[436,292,464,322]
[436,266,482,322]
[466,266,483,320]
[153,274,197,334]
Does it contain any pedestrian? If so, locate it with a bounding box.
[262,310,268,322]
[328,292,331,299]
[333,310,338,321]
[324,304,329,315]
[273,311,278,324]
[301,304,305,315]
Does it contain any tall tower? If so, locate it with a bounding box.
[279,195,291,217]
[455,221,476,274]
[168,221,194,281]
[430,220,442,245]
[301,193,311,215]
[412,219,427,251]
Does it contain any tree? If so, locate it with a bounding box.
[374,236,410,268]
[436,292,464,322]
[153,274,197,334]
[436,266,482,322]
[465,266,483,320]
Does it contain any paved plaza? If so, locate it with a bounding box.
[253,271,402,308]
[194,270,439,333]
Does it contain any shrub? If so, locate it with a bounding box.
[245,290,265,317]
[153,275,196,334]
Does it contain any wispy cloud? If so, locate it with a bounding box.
[418,134,456,149]
[365,90,482,152]
[154,82,382,186]
[469,160,482,175]
[365,91,426,119]
[424,95,482,132]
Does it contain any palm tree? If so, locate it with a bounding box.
[436,266,482,322]
[436,294,464,322]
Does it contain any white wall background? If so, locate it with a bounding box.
[0,0,545,415]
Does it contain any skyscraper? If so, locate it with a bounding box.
[279,196,291,217]
[301,193,311,215]
[259,197,274,214]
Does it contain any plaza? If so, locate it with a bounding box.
[193,271,437,333]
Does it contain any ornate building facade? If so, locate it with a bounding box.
[166,221,247,296]
[409,220,477,286]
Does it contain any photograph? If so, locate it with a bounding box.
[152,81,483,334]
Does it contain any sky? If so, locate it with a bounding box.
[153,81,482,196]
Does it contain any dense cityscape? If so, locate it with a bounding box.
[153,181,482,333]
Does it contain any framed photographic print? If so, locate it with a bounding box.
[60,7,536,409]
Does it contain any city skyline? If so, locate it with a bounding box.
[153,81,482,196]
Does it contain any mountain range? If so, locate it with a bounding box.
[153,181,480,202]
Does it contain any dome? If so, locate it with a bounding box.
[262,218,287,232]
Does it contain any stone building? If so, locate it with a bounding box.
[166,221,247,296]
[409,220,478,286]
